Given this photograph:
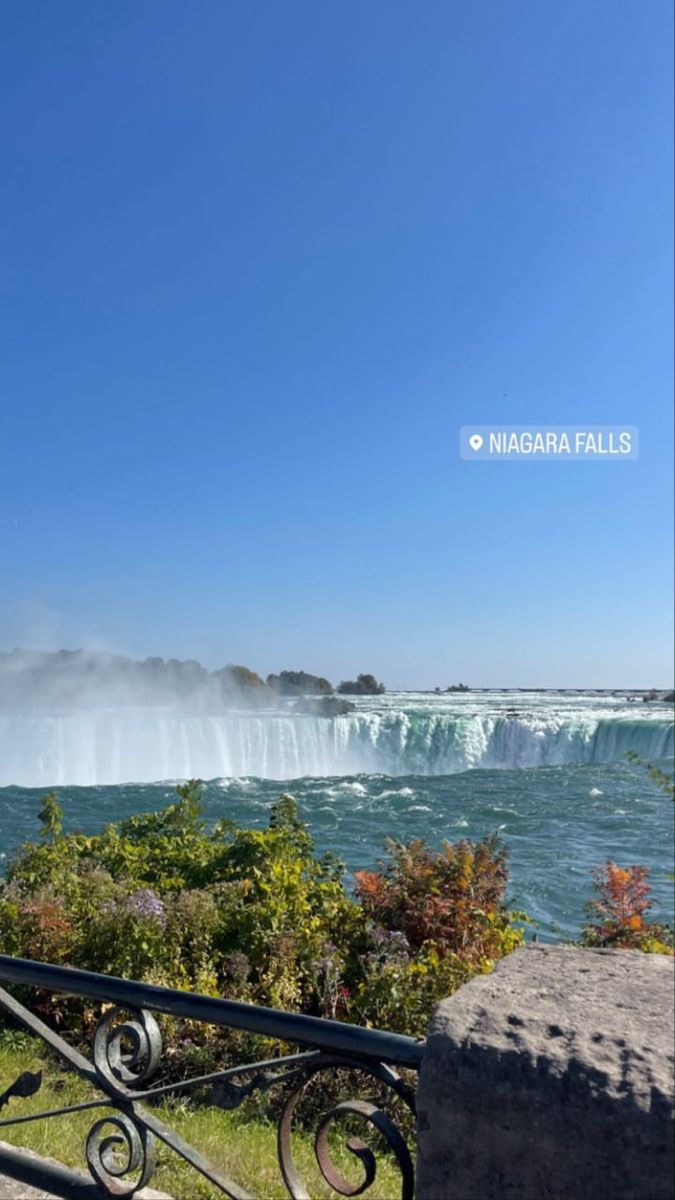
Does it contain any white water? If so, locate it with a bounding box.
[0,692,672,786]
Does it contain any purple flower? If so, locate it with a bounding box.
[122,889,166,926]
[225,952,251,983]
[369,928,410,959]
[314,941,341,975]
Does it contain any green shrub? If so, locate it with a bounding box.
[0,784,525,1062]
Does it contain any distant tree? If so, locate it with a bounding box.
[337,673,385,696]
[218,664,266,691]
[266,670,333,696]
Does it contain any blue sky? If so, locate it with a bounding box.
[1,1,673,688]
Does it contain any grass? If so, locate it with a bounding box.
[0,1034,404,1199]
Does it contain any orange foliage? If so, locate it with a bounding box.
[584,861,657,949]
[354,834,511,964]
[19,894,73,962]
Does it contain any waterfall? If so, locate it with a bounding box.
[0,706,672,786]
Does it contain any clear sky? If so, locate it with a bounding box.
[1,1,673,688]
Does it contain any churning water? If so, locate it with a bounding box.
[0,691,672,940]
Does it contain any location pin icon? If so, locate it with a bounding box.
[469,433,484,451]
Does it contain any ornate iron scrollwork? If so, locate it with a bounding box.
[277,1057,416,1200]
[86,1111,157,1197]
[93,1006,163,1089]
[0,956,421,1199]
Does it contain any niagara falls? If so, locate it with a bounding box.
[1,650,672,940]
[1,690,673,788]
[1,4,673,1194]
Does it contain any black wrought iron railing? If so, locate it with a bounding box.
[0,953,423,1200]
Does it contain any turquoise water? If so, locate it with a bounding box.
[1,759,672,941]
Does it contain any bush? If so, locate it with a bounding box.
[352,836,524,1031]
[355,835,518,962]
[581,861,673,953]
[0,785,525,1065]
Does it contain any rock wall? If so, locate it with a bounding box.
[416,945,674,1200]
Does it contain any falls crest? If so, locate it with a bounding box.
[0,709,672,787]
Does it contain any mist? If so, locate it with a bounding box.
[0,648,278,714]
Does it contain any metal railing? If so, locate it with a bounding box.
[0,953,422,1199]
